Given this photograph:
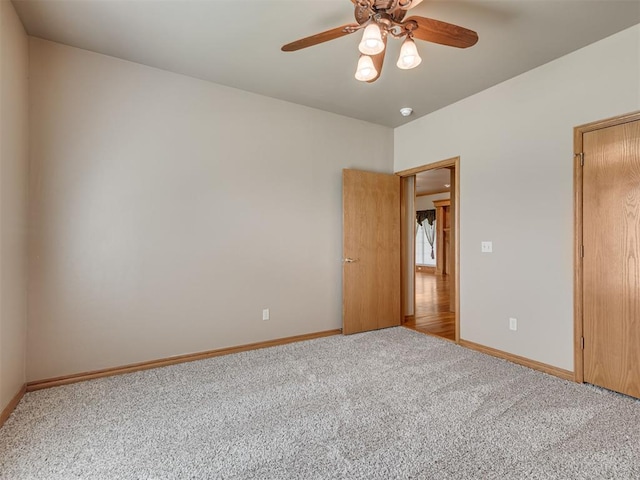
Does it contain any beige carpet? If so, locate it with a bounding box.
[1,327,639,479]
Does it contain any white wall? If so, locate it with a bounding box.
[28,39,394,381]
[395,24,640,371]
[0,0,29,411]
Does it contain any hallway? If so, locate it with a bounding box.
[404,272,455,341]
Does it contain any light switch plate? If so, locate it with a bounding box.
[481,241,493,253]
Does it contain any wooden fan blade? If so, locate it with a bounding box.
[366,36,387,83]
[405,16,478,48]
[281,24,359,52]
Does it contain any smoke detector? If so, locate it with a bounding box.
[400,107,413,117]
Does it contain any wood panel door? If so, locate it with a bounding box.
[583,118,640,398]
[343,169,401,335]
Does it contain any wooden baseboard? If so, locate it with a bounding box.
[0,384,26,429]
[27,329,342,392]
[458,339,575,382]
[403,315,415,324]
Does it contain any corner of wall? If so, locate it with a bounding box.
[0,0,30,416]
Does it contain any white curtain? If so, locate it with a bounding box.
[423,220,435,259]
[416,220,436,266]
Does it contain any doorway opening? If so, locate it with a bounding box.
[396,157,460,343]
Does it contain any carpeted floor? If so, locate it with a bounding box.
[1,327,639,479]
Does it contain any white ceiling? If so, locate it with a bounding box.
[12,0,640,127]
[416,168,450,195]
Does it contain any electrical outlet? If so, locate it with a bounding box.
[481,241,493,253]
[509,317,517,331]
[262,309,270,321]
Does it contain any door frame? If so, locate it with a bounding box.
[573,110,640,383]
[396,156,461,343]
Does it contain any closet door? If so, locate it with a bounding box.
[582,118,640,398]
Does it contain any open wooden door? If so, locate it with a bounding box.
[582,117,640,398]
[342,169,401,334]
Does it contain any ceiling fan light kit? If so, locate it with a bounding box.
[358,23,385,55]
[282,0,478,83]
[397,36,422,70]
[355,55,378,82]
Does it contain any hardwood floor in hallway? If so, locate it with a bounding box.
[404,271,455,341]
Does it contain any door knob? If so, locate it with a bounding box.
[343,258,358,263]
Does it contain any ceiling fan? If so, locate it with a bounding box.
[281,0,478,83]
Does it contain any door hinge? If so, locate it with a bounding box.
[581,336,585,350]
[575,152,584,166]
[580,245,584,258]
